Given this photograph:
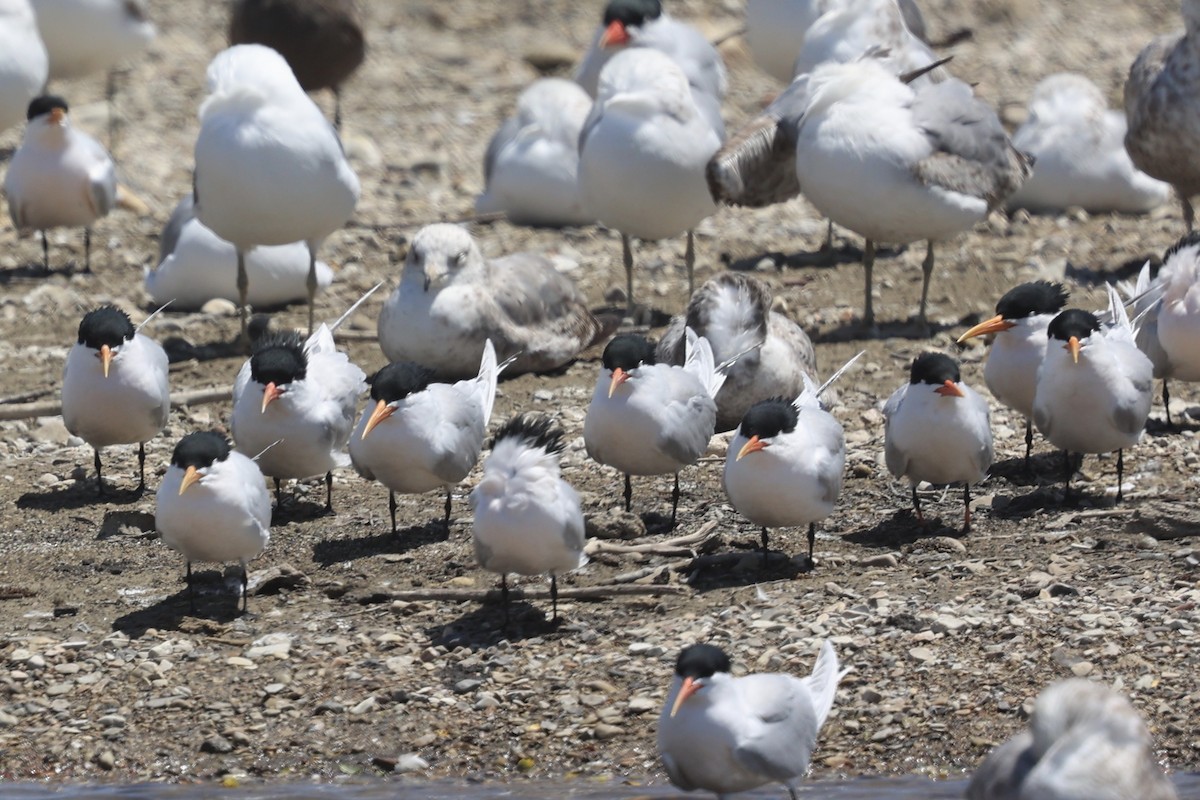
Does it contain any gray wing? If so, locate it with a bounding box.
[731,674,820,784]
[87,158,118,218]
[656,314,688,366]
[909,77,1033,209]
[965,731,1036,800]
[158,194,195,263]
[429,386,488,482]
[483,114,521,186]
[882,386,910,479]
[1112,356,1153,437]
[706,76,808,207]
[657,391,717,465]
[769,311,817,382]
[898,0,928,45]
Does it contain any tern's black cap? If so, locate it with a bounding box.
[995,281,1069,320]
[370,362,435,403]
[909,352,961,386]
[170,431,231,470]
[490,412,564,455]
[674,644,732,679]
[78,305,135,350]
[27,95,68,121]
[738,397,799,441]
[249,331,307,387]
[1047,309,1100,342]
[602,333,656,371]
[603,0,662,26]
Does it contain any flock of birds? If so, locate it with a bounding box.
[2,0,1197,797]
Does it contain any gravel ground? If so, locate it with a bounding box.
[0,0,1198,788]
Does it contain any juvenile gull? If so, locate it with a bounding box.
[0,0,47,134]
[377,223,606,381]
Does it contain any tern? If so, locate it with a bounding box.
[229,0,365,131]
[350,340,503,534]
[1125,0,1200,229]
[584,329,725,527]
[657,273,818,433]
[61,305,169,497]
[577,47,723,313]
[476,78,595,228]
[883,352,993,532]
[1032,292,1153,502]
[967,679,1179,800]
[1007,73,1169,215]
[0,0,48,135]
[723,352,861,567]
[156,431,271,614]
[658,640,843,800]
[378,223,608,381]
[470,413,587,623]
[194,44,360,344]
[957,281,1070,469]
[4,95,117,273]
[147,195,334,311]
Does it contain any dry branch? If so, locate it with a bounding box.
[0,387,233,422]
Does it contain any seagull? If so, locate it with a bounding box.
[578,47,723,313]
[350,340,504,534]
[229,0,365,131]
[957,281,1070,469]
[156,431,271,614]
[0,0,48,135]
[658,640,843,800]
[146,195,334,311]
[1125,0,1200,230]
[194,44,360,344]
[793,57,1032,329]
[1007,73,1169,214]
[231,290,373,512]
[61,304,169,497]
[883,351,993,532]
[723,352,861,567]
[656,272,818,433]
[377,223,609,381]
[967,679,1179,800]
[475,78,595,228]
[584,329,725,527]
[470,413,587,623]
[1032,291,1153,502]
[4,95,117,273]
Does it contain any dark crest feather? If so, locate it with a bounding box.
[909,352,961,386]
[674,643,732,679]
[170,431,231,470]
[490,413,564,455]
[78,305,135,349]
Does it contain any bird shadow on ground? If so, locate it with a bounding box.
[17,481,143,512]
[311,519,449,566]
[96,510,157,541]
[683,538,807,593]
[843,512,964,548]
[0,263,83,284]
[725,241,883,273]
[814,315,960,344]
[270,498,332,526]
[1145,414,1200,437]
[987,452,1064,488]
[426,597,563,650]
[1065,254,1156,287]
[161,335,247,364]
[112,571,244,638]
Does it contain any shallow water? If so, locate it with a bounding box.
[6,776,1200,800]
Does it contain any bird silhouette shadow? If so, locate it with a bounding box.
[0,262,84,283]
[725,241,883,273]
[270,497,333,526]
[987,452,1065,488]
[1065,254,1156,287]
[96,510,157,541]
[425,594,563,650]
[844,512,965,548]
[311,518,449,565]
[161,335,248,364]
[815,315,959,344]
[112,571,245,637]
[17,481,144,511]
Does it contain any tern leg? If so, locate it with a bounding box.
[444,489,452,526]
[236,247,250,351]
[550,574,559,622]
[273,477,282,509]
[388,490,397,537]
[501,574,510,625]
[1183,195,1195,232]
[105,68,118,149]
[94,448,104,497]
[305,242,317,336]
[137,442,146,495]
[333,86,343,131]
[670,472,680,529]
[962,484,971,534]
[324,471,333,513]
[240,559,249,613]
[41,230,49,272]
[1163,380,1172,427]
[623,473,632,513]
[807,522,816,566]
[83,228,92,274]
[1116,449,1124,504]
[863,239,876,329]
[760,526,769,567]
[911,485,923,523]
[186,561,195,614]
[622,233,635,317]
[1024,418,1034,472]
[823,219,834,252]
[917,240,935,329]
[685,229,696,297]
[1062,450,1073,502]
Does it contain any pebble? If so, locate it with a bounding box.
[201,735,234,754]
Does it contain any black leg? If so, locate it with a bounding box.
[862,239,876,329]
[550,575,559,622]
[333,85,343,131]
[1063,450,1073,502]
[962,484,971,534]
[236,248,250,352]
[670,473,680,529]
[760,526,769,567]
[94,448,104,498]
[1024,418,1033,473]
[623,473,632,513]
[911,485,922,522]
[274,478,282,509]
[1116,449,1124,504]
[305,243,317,336]
[41,230,48,272]
[622,233,634,318]
[187,561,195,613]
[83,227,92,274]
[241,565,249,613]
[389,490,397,536]
[324,470,333,513]
[1163,380,1172,427]
[501,575,510,625]
[807,522,816,565]
[444,488,452,526]
[137,442,146,495]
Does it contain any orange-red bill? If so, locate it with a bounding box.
[608,367,629,399]
[600,19,630,47]
[956,314,1015,344]
[736,435,767,461]
[179,465,201,495]
[669,676,700,717]
[1067,336,1081,364]
[99,344,113,378]
[935,380,964,398]
[261,382,283,413]
[361,399,394,439]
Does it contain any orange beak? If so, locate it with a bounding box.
[179,466,201,495]
[736,435,767,461]
[607,367,630,399]
[670,677,700,718]
[260,382,283,413]
[935,380,965,398]
[1066,336,1081,364]
[49,107,65,125]
[600,19,630,47]
[361,399,394,439]
[956,314,1015,344]
[99,344,113,378]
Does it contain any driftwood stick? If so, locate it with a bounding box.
[373,584,685,604]
[584,519,720,557]
[0,386,233,422]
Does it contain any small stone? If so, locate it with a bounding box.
[350,697,378,715]
[585,511,646,540]
[201,735,234,754]
[394,753,429,773]
[628,642,664,657]
[96,751,115,770]
[860,553,898,568]
[454,679,483,694]
[909,647,937,663]
[594,723,623,740]
[1071,661,1094,677]
[201,298,238,317]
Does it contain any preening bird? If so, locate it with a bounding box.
[883,352,993,532]
[350,340,504,533]
[156,431,271,614]
[470,413,587,623]
[658,640,843,800]
[0,0,48,135]
[5,95,117,273]
[61,305,169,496]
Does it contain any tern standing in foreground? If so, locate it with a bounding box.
[578,47,722,314]
[194,44,360,345]
[658,640,843,800]
[1032,295,1153,502]
[883,352,992,532]
[62,305,169,497]
[967,679,1179,800]
[957,281,1070,469]
[585,330,724,527]
[0,0,47,135]
[350,340,503,534]
[156,431,271,614]
[470,413,587,623]
[5,95,117,273]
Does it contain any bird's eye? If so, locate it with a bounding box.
[453,250,468,267]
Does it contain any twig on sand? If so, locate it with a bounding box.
[0,387,232,421]
[585,519,720,557]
